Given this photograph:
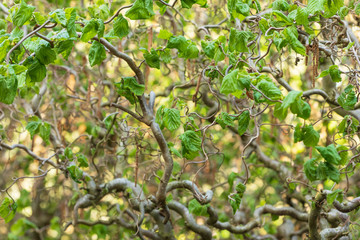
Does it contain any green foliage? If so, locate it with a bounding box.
[25,117,51,145]
[238,110,250,136]
[179,130,202,160]
[188,199,209,216]
[0,198,17,223]
[125,0,155,20]
[338,85,357,110]
[10,0,35,27]
[89,41,107,66]
[115,77,145,104]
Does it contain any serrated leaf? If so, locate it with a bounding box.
[327,189,342,205]
[238,110,250,135]
[328,65,341,82]
[179,130,202,160]
[338,85,357,110]
[112,14,129,38]
[67,165,83,183]
[11,0,35,27]
[49,9,67,26]
[39,122,51,145]
[315,144,341,165]
[316,162,327,181]
[81,19,98,42]
[0,75,17,104]
[163,108,181,131]
[125,0,155,20]
[304,158,318,181]
[88,41,107,67]
[216,112,235,129]
[144,49,160,69]
[229,28,254,52]
[302,125,319,147]
[283,26,306,55]
[77,154,89,168]
[325,162,340,183]
[188,199,208,216]
[220,69,239,95]
[255,79,282,103]
[35,45,57,65]
[307,0,325,14]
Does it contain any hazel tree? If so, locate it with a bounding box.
[1,0,360,239]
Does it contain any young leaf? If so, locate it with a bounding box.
[220,69,239,95]
[216,112,235,129]
[229,28,253,53]
[179,130,202,160]
[304,158,318,181]
[238,110,250,136]
[302,125,319,147]
[188,199,208,216]
[125,0,155,20]
[0,75,17,105]
[88,41,107,67]
[144,49,160,69]
[338,85,357,110]
[315,144,341,165]
[81,19,98,42]
[163,108,181,131]
[49,9,67,26]
[326,189,342,205]
[35,45,57,65]
[112,14,130,38]
[77,154,89,168]
[328,65,341,82]
[0,198,17,223]
[158,29,173,40]
[325,162,340,183]
[67,165,83,183]
[39,122,51,145]
[11,0,35,27]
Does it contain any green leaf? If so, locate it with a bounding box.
[112,14,130,38]
[283,26,306,55]
[338,85,357,110]
[0,198,17,223]
[272,0,289,11]
[306,0,325,14]
[290,99,311,119]
[328,65,341,82]
[33,12,47,25]
[11,0,35,27]
[158,29,173,40]
[356,3,360,15]
[325,162,340,183]
[229,28,254,52]
[179,130,202,160]
[67,165,83,183]
[56,40,74,60]
[144,48,160,69]
[35,45,57,65]
[216,112,235,129]
[316,162,328,181]
[39,122,51,145]
[238,110,250,136]
[327,189,342,205]
[302,125,319,147]
[336,145,348,166]
[88,41,107,67]
[10,218,37,236]
[125,0,155,20]
[315,144,341,165]
[188,199,208,216]
[294,123,303,143]
[49,9,67,26]
[155,105,165,129]
[272,10,292,25]
[220,69,239,95]
[0,75,17,104]
[26,119,40,138]
[167,36,199,59]
[163,108,181,131]
[296,7,309,26]
[255,79,282,103]
[77,154,89,168]
[180,0,207,9]
[304,158,318,181]
[81,19,98,42]
[0,39,10,62]
[160,49,172,63]
[274,91,302,120]
[228,172,242,189]
[65,8,77,38]
[115,77,145,104]
[235,182,246,193]
[229,193,243,214]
